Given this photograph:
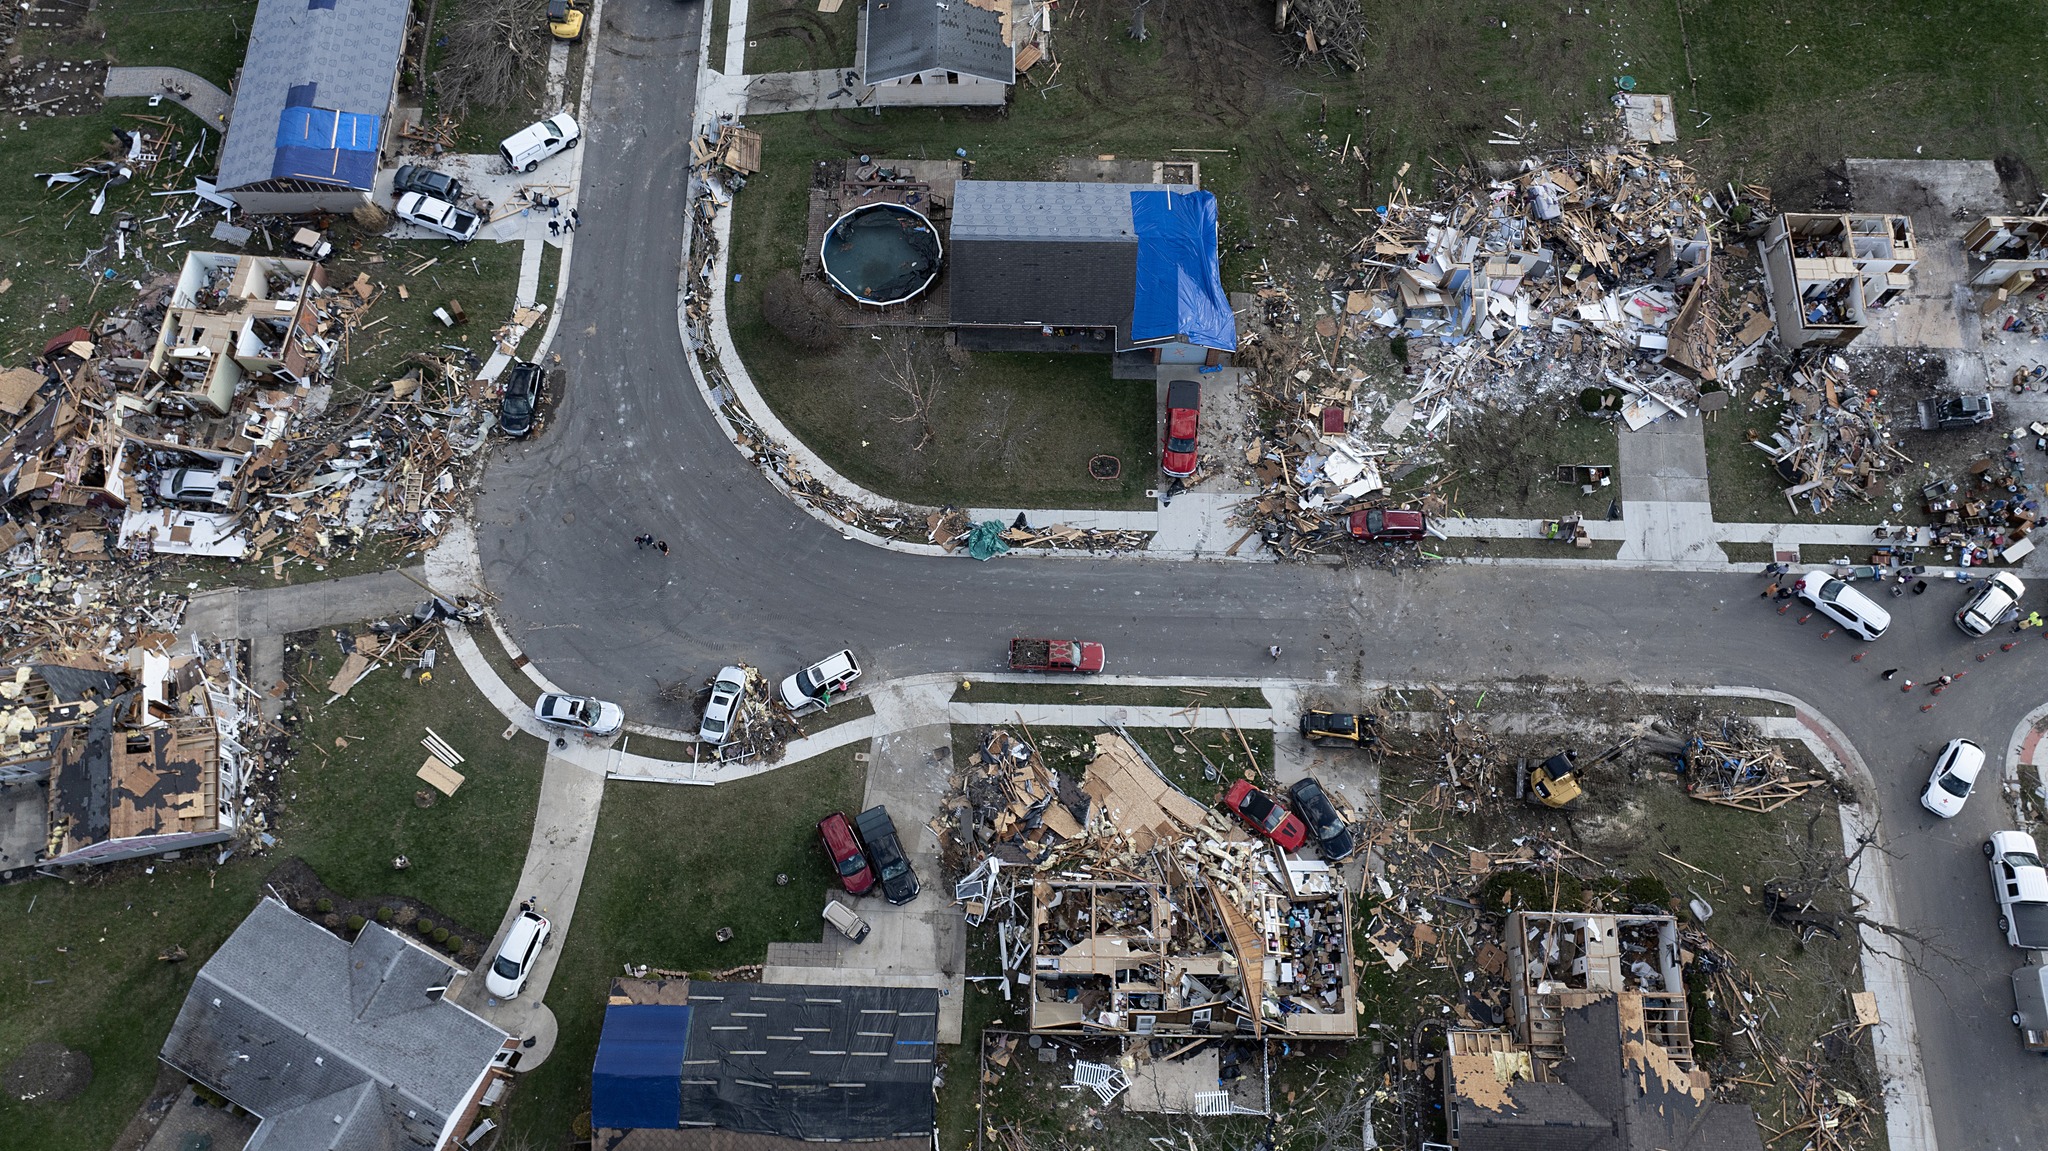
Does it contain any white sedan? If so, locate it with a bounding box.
[395,191,481,242]
[699,665,748,744]
[534,692,623,737]
[1919,738,1985,818]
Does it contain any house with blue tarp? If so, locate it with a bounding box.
[591,977,936,1151]
[947,180,1239,379]
[215,0,411,215]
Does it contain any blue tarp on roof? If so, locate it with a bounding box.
[1128,189,1237,352]
[272,106,381,187]
[591,1004,690,1130]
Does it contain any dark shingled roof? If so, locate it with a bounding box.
[862,0,1016,86]
[160,898,506,1150]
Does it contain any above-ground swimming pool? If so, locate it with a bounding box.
[819,202,943,306]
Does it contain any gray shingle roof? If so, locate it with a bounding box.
[862,0,1016,86]
[948,239,1136,332]
[950,180,1195,242]
[216,0,412,192]
[162,898,506,1144]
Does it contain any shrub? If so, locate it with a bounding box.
[416,918,435,936]
[376,907,394,924]
[760,270,843,352]
[442,936,462,953]
[1621,873,1674,910]
[432,927,451,944]
[314,898,333,914]
[346,915,366,933]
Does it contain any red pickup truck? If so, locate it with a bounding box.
[1008,638,1107,673]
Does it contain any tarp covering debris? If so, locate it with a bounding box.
[1130,189,1237,351]
[966,519,1010,561]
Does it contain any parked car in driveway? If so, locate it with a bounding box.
[1348,507,1427,541]
[1988,830,2048,950]
[1793,570,1890,641]
[484,910,551,999]
[392,164,463,203]
[395,191,481,242]
[1222,779,1308,851]
[1161,379,1199,479]
[500,114,581,173]
[499,361,543,438]
[1919,738,1984,818]
[779,649,861,715]
[698,666,747,744]
[817,811,875,896]
[534,692,623,736]
[1286,777,1356,861]
[1957,572,2025,636]
[855,805,920,905]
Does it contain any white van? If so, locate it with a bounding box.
[499,114,581,173]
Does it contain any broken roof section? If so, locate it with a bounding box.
[1444,910,1761,1151]
[862,0,1018,86]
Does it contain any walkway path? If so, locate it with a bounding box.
[103,66,231,129]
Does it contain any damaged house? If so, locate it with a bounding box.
[1442,910,1764,1151]
[958,732,1356,1041]
[1962,214,2048,295]
[112,250,334,558]
[1759,212,1917,349]
[946,180,1239,378]
[214,0,412,214]
[859,0,1017,107]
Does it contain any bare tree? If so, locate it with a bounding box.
[879,333,943,453]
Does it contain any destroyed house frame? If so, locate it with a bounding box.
[1503,911,1693,1073]
[1027,870,1357,1039]
[1759,212,1917,350]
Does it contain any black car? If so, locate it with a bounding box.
[500,361,543,438]
[855,805,921,905]
[1286,777,1356,862]
[393,164,464,204]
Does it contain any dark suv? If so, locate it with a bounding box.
[393,164,464,204]
[855,806,921,905]
[500,361,543,438]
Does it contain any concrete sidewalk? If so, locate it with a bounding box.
[104,66,231,129]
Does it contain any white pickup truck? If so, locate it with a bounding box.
[1988,830,2048,950]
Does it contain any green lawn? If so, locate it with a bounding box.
[18,0,261,89]
[498,748,869,1142]
[280,625,545,933]
[951,681,1269,709]
[0,862,266,1151]
[743,0,857,75]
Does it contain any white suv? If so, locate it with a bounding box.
[1957,572,2025,635]
[778,649,861,715]
[1794,570,1890,641]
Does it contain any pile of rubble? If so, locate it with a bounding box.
[947,729,1359,1041]
[1234,147,1770,554]
[1674,715,1827,813]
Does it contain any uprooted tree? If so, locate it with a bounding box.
[431,0,550,118]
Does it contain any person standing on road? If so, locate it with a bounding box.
[1268,645,1282,660]
[1881,668,1899,680]
[656,540,670,556]
[635,533,654,548]
[1761,581,1780,599]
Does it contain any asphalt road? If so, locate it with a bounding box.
[474,2,2043,1144]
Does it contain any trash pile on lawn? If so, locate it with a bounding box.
[924,509,1151,557]
[946,728,1360,1041]
[1673,714,1828,813]
[1233,148,1777,554]
[1741,352,1910,517]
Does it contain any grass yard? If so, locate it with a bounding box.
[278,624,545,933]
[323,234,528,390]
[498,748,869,1142]
[951,681,1269,710]
[743,0,857,76]
[709,0,733,73]
[17,0,261,89]
[0,861,266,1151]
[1402,403,1621,522]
